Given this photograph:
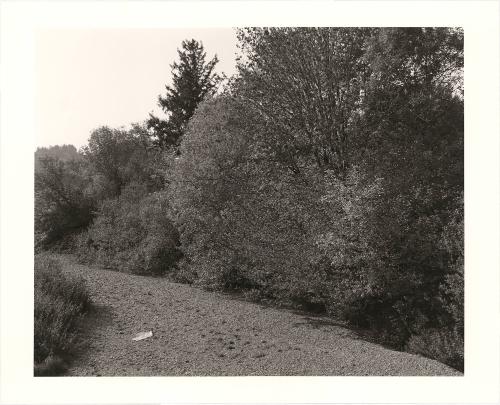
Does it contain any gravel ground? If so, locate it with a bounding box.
[56,255,461,376]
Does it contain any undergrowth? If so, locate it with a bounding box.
[34,254,91,376]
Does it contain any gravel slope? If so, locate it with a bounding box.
[56,255,461,376]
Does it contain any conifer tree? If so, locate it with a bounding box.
[148,39,220,149]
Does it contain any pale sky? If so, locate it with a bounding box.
[36,28,239,148]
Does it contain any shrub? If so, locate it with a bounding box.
[34,255,91,375]
[171,98,336,296]
[406,327,464,371]
[407,194,463,371]
[77,184,181,275]
[438,195,464,330]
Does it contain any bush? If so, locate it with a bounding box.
[170,98,334,299]
[34,255,91,375]
[77,183,181,275]
[407,195,463,371]
[438,195,464,330]
[330,181,464,363]
[406,327,464,371]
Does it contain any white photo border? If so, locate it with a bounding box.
[0,1,499,404]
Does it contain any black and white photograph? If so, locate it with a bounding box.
[1,1,499,404]
[33,26,464,377]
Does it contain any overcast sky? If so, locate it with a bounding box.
[36,28,238,148]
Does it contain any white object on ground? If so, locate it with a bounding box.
[132,331,153,341]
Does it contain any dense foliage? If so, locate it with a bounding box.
[77,183,181,276]
[35,125,167,250]
[34,255,91,375]
[169,28,464,370]
[35,154,94,250]
[81,125,166,198]
[35,30,464,371]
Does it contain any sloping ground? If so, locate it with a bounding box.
[56,255,461,376]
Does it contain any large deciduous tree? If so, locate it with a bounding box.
[147,39,220,149]
[236,27,372,178]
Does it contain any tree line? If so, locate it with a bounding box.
[35,28,464,371]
